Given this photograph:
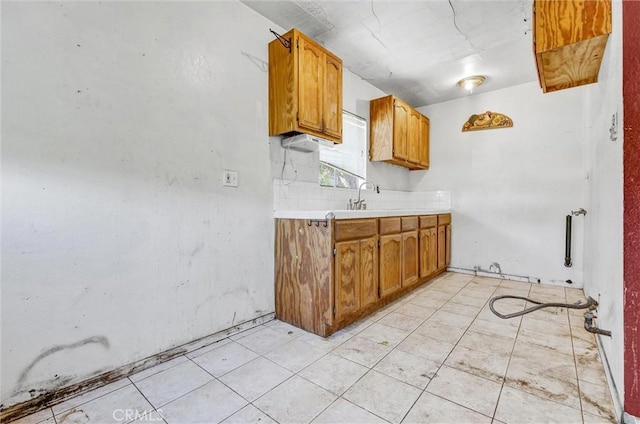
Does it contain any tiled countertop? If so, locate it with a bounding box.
[273,209,451,220]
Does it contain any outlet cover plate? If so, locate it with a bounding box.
[223,170,239,187]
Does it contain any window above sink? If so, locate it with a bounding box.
[319,111,367,189]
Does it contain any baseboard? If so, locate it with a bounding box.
[0,312,275,423]
[447,266,538,283]
[595,329,625,423]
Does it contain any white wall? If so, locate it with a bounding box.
[582,0,624,411]
[1,1,278,408]
[411,82,588,285]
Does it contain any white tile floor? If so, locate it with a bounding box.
[12,272,617,424]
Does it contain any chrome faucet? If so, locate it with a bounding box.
[348,181,379,210]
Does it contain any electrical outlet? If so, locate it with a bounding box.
[223,170,239,187]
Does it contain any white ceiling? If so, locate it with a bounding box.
[242,0,539,107]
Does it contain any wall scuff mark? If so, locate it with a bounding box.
[13,336,110,397]
[0,314,274,423]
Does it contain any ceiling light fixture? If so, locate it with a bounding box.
[457,75,485,92]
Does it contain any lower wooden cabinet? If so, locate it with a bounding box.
[275,213,451,337]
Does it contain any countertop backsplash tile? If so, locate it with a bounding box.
[273,180,451,212]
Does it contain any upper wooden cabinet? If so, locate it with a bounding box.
[533,0,612,93]
[269,29,343,143]
[370,95,430,170]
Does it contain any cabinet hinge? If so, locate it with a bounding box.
[296,112,299,122]
[296,39,299,49]
[333,305,336,315]
[378,240,381,248]
[333,247,337,256]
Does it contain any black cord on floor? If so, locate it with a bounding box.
[489,295,597,319]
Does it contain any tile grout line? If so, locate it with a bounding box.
[127,377,168,424]
[495,284,592,419]
[565,287,587,424]
[489,278,532,422]
[398,275,500,423]
[187,343,290,423]
[426,277,516,421]
[315,274,478,424]
[369,275,477,423]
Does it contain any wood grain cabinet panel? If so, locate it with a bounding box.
[379,234,402,297]
[533,0,612,93]
[436,214,452,271]
[393,99,409,160]
[379,217,401,235]
[274,219,333,336]
[323,53,343,139]
[402,230,419,287]
[335,219,377,241]
[445,225,451,267]
[269,28,343,143]
[419,115,430,169]
[408,109,422,165]
[334,235,379,319]
[437,225,446,271]
[420,227,438,278]
[359,236,379,309]
[334,240,360,320]
[298,36,323,133]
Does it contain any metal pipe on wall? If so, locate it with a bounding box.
[565,215,573,267]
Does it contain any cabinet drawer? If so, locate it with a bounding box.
[419,215,438,228]
[401,216,418,231]
[379,217,401,235]
[438,214,451,225]
[335,219,377,241]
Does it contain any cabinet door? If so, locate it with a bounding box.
[402,230,419,286]
[360,236,379,309]
[445,224,451,266]
[437,225,446,270]
[393,99,409,160]
[429,227,438,274]
[379,234,402,297]
[419,228,436,278]
[335,240,360,319]
[323,54,342,140]
[298,36,324,133]
[408,109,422,165]
[419,115,430,168]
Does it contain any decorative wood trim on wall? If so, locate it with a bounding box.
[462,111,513,132]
